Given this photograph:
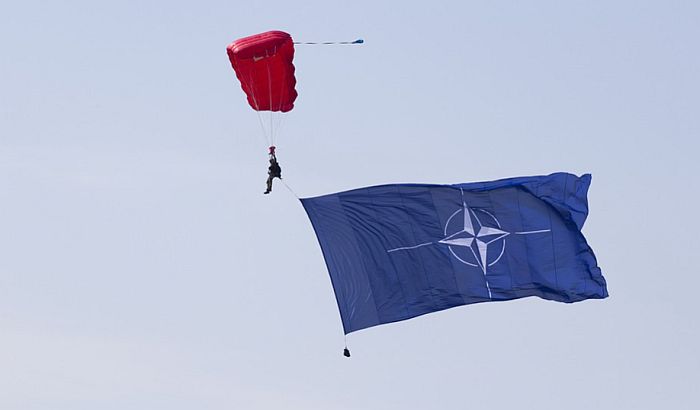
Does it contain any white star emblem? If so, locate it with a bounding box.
[386,189,551,298]
[438,202,510,274]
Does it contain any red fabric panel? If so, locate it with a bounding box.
[227,31,297,112]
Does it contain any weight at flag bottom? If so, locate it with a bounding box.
[301,173,608,334]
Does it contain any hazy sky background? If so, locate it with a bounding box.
[1,1,699,409]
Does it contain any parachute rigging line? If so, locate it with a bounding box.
[245,74,271,147]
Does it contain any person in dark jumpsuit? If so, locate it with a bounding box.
[264,146,282,194]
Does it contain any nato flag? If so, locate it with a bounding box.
[301,173,608,334]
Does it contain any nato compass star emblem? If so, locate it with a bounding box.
[387,189,551,298]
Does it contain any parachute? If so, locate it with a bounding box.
[226,30,297,113]
[227,31,297,148]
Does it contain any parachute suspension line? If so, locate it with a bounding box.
[274,113,286,144]
[273,60,289,144]
[255,110,271,147]
[293,38,364,45]
[253,109,269,147]
[245,74,267,140]
[245,74,271,148]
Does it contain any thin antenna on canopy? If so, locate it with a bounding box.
[293,38,364,45]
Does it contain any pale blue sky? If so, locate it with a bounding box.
[1,1,699,409]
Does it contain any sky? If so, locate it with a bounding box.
[1,0,699,409]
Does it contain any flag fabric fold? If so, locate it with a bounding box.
[302,173,607,334]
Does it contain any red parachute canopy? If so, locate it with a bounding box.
[227,31,297,112]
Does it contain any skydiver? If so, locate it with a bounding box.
[264,146,282,194]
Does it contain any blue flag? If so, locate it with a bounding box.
[302,173,607,334]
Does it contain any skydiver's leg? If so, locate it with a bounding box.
[264,175,273,194]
